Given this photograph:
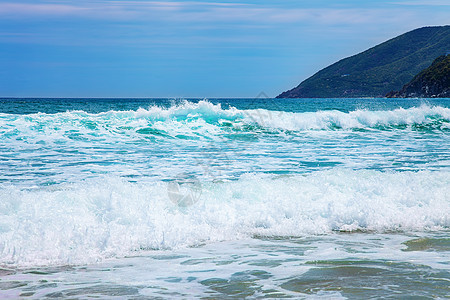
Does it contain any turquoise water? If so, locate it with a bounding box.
[0,98,449,298]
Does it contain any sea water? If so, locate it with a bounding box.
[0,98,449,299]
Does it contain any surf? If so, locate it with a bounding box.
[0,169,448,267]
[0,101,449,143]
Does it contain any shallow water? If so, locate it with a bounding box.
[1,233,449,299]
[0,98,449,298]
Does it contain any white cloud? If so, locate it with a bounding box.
[392,1,450,5]
[0,1,448,32]
[0,1,427,26]
[0,1,248,16]
[0,3,87,16]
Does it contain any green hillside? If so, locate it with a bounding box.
[277,26,450,98]
[386,55,450,98]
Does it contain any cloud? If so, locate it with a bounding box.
[0,1,247,18]
[0,3,87,16]
[391,1,450,5]
[1,0,448,48]
[0,1,427,26]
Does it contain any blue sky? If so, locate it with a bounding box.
[0,0,449,98]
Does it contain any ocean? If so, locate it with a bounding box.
[0,97,449,299]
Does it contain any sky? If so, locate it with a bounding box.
[0,0,449,98]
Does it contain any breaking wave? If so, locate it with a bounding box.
[0,101,449,142]
[0,170,448,267]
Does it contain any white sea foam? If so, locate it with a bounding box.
[0,169,448,267]
[0,101,449,143]
[243,104,450,131]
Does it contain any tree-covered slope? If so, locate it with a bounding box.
[277,26,450,98]
[386,55,450,98]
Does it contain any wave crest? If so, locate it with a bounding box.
[243,104,450,131]
[0,101,449,143]
[0,170,448,267]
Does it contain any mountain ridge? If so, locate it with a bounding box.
[277,26,450,98]
[386,54,450,98]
